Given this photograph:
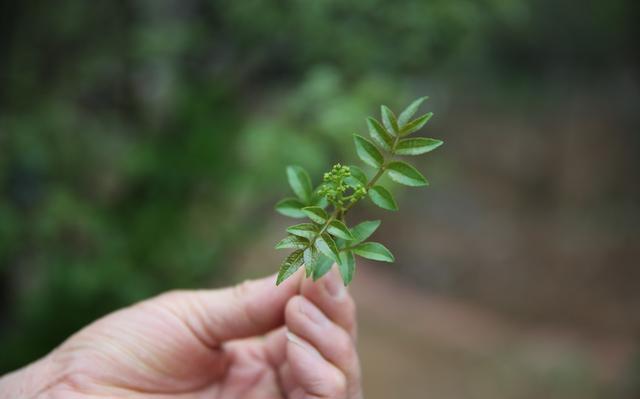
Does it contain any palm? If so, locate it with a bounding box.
[211,338,291,398]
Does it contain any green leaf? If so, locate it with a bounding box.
[380,105,399,134]
[315,233,340,262]
[395,138,443,155]
[286,223,319,239]
[302,206,328,224]
[353,134,383,168]
[303,246,319,277]
[353,242,395,262]
[386,161,428,187]
[333,236,347,249]
[338,250,356,285]
[327,220,355,240]
[287,165,313,204]
[400,112,433,136]
[312,254,334,281]
[368,185,398,211]
[398,96,428,126]
[349,220,381,244]
[367,117,393,151]
[275,198,306,218]
[275,235,308,250]
[276,250,305,285]
[312,194,329,209]
[346,165,367,187]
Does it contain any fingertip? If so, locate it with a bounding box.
[286,331,320,357]
[174,270,304,344]
[267,267,304,293]
[285,296,358,374]
[300,268,357,339]
[284,295,305,326]
[285,331,347,397]
[323,266,348,297]
[241,268,303,314]
[264,327,287,368]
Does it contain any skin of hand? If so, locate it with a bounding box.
[0,268,362,399]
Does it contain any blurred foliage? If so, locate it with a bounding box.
[0,0,637,375]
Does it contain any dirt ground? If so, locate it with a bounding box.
[351,266,637,399]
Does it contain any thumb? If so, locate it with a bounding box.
[148,271,302,347]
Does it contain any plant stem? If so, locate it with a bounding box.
[305,131,400,251]
[342,161,387,215]
[304,210,338,251]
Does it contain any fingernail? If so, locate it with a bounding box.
[298,297,325,325]
[324,271,345,299]
[286,330,302,345]
[286,331,322,359]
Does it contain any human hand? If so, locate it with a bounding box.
[0,268,362,399]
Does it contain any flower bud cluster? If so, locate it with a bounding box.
[318,164,349,202]
[318,163,367,208]
[350,185,367,203]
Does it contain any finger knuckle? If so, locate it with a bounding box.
[232,279,254,300]
[334,329,355,362]
[47,349,97,397]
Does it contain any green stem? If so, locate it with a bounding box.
[306,130,400,249]
[342,132,399,215]
[340,164,384,215]
[304,210,337,250]
[391,132,400,152]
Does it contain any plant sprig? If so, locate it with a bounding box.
[274,96,443,285]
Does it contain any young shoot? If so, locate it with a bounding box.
[274,97,443,285]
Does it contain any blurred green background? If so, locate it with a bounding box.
[1,0,638,397]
